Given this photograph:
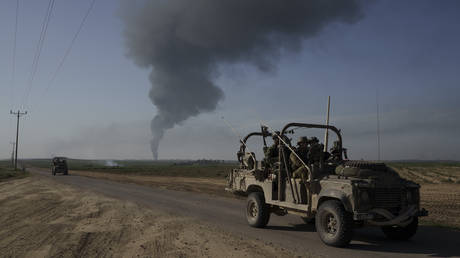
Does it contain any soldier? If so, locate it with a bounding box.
[329,140,342,161]
[307,137,323,164]
[263,132,280,168]
[329,140,348,161]
[290,136,309,180]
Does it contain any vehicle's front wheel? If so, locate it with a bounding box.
[246,192,270,228]
[315,200,353,247]
[381,217,418,240]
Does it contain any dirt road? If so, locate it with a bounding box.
[5,168,460,257]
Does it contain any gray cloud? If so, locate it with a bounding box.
[120,0,363,159]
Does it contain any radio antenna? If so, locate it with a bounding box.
[376,89,381,161]
[323,96,331,152]
[221,116,256,162]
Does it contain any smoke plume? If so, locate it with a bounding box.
[121,0,363,159]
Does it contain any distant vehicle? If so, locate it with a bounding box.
[51,157,68,176]
[226,122,427,247]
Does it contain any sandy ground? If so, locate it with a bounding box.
[0,176,299,258]
[393,166,460,228]
[420,184,460,229]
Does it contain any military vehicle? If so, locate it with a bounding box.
[226,122,427,247]
[51,157,68,176]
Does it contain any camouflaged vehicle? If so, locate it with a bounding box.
[51,157,68,176]
[226,122,427,247]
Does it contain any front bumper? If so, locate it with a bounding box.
[353,206,428,226]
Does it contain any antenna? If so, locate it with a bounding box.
[220,116,256,162]
[376,89,381,161]
[323,96,331,152]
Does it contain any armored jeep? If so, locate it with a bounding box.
[226,122,427,247]
[51,157,68,176]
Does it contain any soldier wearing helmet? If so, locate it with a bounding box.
[263,131,281,168]
[290,136,309,180]
[329,140,348,161]
[307,137,324,164]
[329,140,341,161]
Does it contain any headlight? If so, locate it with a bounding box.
[406,188,420,204]
[406,190,413,203]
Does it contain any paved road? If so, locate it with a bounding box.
[30,168,459,258]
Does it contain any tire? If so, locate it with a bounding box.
[246,192,270,228]
[381,217,418,240]
[315,200,353,247]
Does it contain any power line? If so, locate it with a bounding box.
[31,0,97,112]
[21,0,56,108]
[10,0,20,109]
[45,0,97,92]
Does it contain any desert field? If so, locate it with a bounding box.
[0,175,298,257]
[0,162,28,182]
[388,162,460,229]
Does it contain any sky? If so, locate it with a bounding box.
[0,0,459,161]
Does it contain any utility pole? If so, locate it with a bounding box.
[10,142,16,167]
[9,142,16,167]
[10,110,27,170]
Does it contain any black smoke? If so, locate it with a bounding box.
[121,0,363,159]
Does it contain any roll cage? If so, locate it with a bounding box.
[280,122,344,161]
[238,122,344,163]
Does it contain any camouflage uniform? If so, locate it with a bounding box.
[307,137,324,164]
[329,141,342,161]
[264,136,279,168]
[290,137,309,180]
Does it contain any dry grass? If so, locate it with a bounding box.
[71,170,232,197]
[391,165,460,184]
[390,163,460,229]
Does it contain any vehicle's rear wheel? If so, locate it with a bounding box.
[381,217,418,240]
[246,192,270,228]
[315,200,353,247]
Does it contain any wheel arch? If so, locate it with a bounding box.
[246,184,264,194]
[317,189,353,212]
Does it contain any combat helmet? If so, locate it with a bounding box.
[309,136,319,143]
[297,136,309,145]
